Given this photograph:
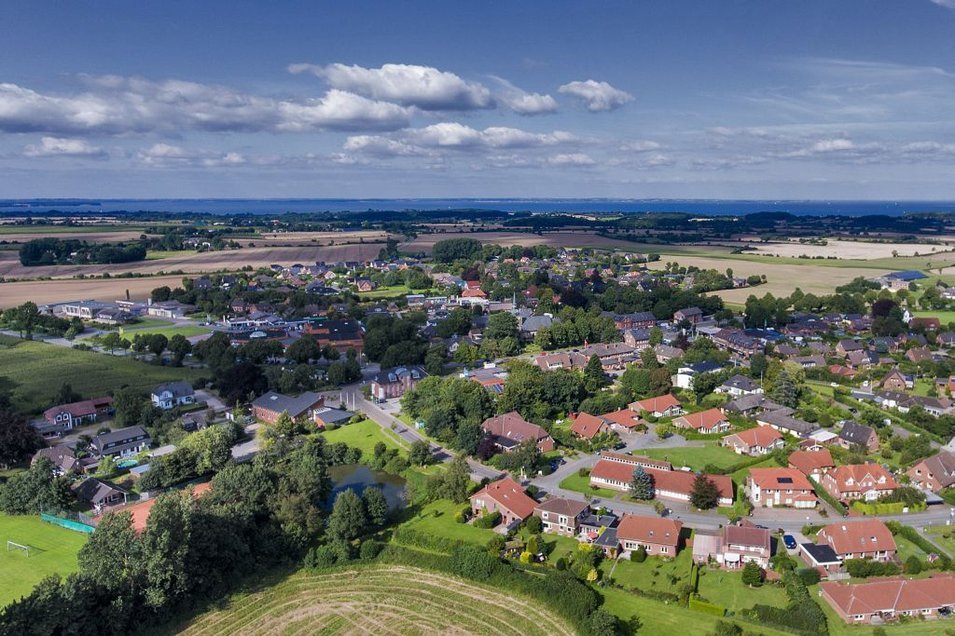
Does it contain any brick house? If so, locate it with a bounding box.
[906,451,955,492]
[614,514,683,557]
[629,394,683,417]
[251,391,325,424]
[38,396,113,438]
[721,426,784,456]
[570,412,613,440]
[481,412,556,453]
[837,421,880,453]
[816,519,897,562]
[721,522,773,569]
[881,369,912,392]
[746,467,817,508]
[822,464,898,502]
[370,366,427,401]
[820,574,955,624]
[788,449,835,480]
[589,457,733,506]
[302,319,365,356]
[533,497,590,536]
[673,307,703,324]
[470,477,537,527]
[672,408,730,434]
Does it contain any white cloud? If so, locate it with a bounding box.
[558,80,633,112]
[138,143,251,167]
[620,140,662,152]
[23,136,106,158]
[547,153,595,166]
[490,77,558,115]
[0,77,412,135]
[930,0,955,9]
[344,123,577,158]
[289,62,493,111]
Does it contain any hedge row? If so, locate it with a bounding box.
[851,500,926,516]
[391,527,472,555]
[689,596,726,617]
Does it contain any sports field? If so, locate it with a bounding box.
[179,565,574,635]
[0,514,87,608]
[0,336,205,413]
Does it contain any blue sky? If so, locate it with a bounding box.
[2,1,955,199]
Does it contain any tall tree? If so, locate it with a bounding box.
[327,489,368,541]
[78,510,142,591]
[629,466,655,500]
[584,354,609,392]
[689,474,721,510]
[0,409,43,468]
[363,487,389,527]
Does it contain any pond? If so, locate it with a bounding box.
[327,464,406,510]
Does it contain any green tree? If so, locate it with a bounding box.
[484,312,519,341]
[286,335,320,363]
[327,489,368,541]
[692,372,721,404]
[425,343,447,375]
[100,331,123,353]
[141,491,193,608]
[77,510,142,590]
[741,560,763,586]
[363,487,389,527]
[409,440,433,466]
[629,466,655,500]
[0,458,73,514]
[689,474,721,510]
[0,408,42,468]
[584,354,609,392]
[95,455,119,480]
[167,334,192,366]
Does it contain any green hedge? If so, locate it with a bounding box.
[811,481,847,515]
[689,596,726,617]
[851,500,926,516]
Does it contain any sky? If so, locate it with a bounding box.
[2,1,955,200]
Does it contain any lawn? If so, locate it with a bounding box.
[894,535,932,563]
[924,525,955,556]
[0,514,88,608]
[913,310,955,326]
[320,418,408,456]
[358,284,421,299]
[695,566,789,610]
[642,444,742,471]
[558,470,619,499]
[0,337,206,413]
[115,323,211,340]
[601,549,694,596]
[178,564,574,636]
[397,499,497,546]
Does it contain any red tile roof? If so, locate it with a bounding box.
[600,408,644,429]
[818,519,896,556]
[590,460,732,501]
[673,408,728,431]
[570,412,609,439]
[724,426,783,449]
[631,394,681,413]
[821,574,955,617]
[827,464,898,495]
[616,514,682,547]
[788,449,834,475]
[748,467,814,491]
[471,477,537,520]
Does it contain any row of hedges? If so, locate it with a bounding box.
[811,481,847,515]
[390,527,470,555]
[887,521,952,567]
[747,571,828,636]
[851,500,926,515]
[689,596,726,617]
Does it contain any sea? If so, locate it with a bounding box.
[2,198,955,217]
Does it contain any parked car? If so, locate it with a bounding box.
[783,534,797,550]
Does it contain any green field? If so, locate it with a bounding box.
[695,566,789,610]
[914,310,955,326]
[398,499,497,545]
[0,337,206,413]
[642,444,743,471]
[601,548,694,595]
[320,418,408,455]
[558,470,619,499]
[179,564,574,635]
[117,321,211,340]
[145,249,198,260]
[358,284,419,299]
[0,514,88,607]
[0,225,146,235]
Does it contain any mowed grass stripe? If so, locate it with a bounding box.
[180,566,573,636]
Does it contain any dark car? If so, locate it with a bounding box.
[783,534,797,550]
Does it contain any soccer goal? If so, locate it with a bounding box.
[6,540,31,557]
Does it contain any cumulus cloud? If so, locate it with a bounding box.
[23,136,106,158]
[930,0,955,8]
[138,143,249,167]
[0,77,412,135]
[289,62,493,111]
[490,77,558,115]
[619,140,662,152]
[344,123,577,158]
[558,80,633,112]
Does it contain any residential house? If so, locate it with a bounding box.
[613,514,683,557]
[533,497,590,536]
[822,464,898,502]
[674,307,703,324]
[623,328,651,349]
[370,366,427,401]
[721,427,784,456]
[721,394,785,417]
[838,421,880,452]
[716,374,763,397]
[302,319,365,355]
[38,396,113,438]
[312,407,355,429]
[704,522,773,569]
[91,425,151,458]
[603,311,656,331]
[251,391,325,424]
[150,382,196,410]
[672,408,730,434]
[836,339,864,357]
[629,394,683,417]
[31,446,81,475]
[599,408,645,431]
[881,369,912,392]
[755,409,819,437]
[906,346,934,364]
[906,451,955,492]
[73,478,127,511]
[481,412,556,453]
[470,477,537,527]
[673,361,727,389]
[816,519,897,562]
[788,449,835,481]
[570,413,613,441]
[653,344,684,364]
[820,574,955,625]
[746,467,817,508]
[589,458,733,506]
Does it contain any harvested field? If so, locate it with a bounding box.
[0,275,188,308]
[246,230,391,245]
[743,238,951,260]
[0,230,151,243]
[403,231,650,252]
[178,565,574,636]
[0,243,384,280]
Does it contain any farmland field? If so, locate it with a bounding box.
[0,274,190,309]
[0,337,205,413]
[0,514,88,608]
[178,565,574,636]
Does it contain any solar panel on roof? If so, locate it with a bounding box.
[777,477,793,484]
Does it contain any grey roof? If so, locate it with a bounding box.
[372,366,427,385]
[312,408,354,425]
[593,527,619,549]
[94,426,149,448]
[520,315,553,333]
[252,391,324,418]
[721,374,760,392]
[800,542,841,566]
[757,409,818,437]
[152,381,194,398]
[839,421,875,446]
[73,478,125,505]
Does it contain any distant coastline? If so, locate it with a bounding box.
[3,198,955,216]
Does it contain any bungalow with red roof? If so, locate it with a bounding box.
[816,519,896,562]
[589,458,733,506]
[599,408,646,431]
[482,411,556,453]
[470,477,538,528]
[788,449,835,481]
[746,467,817,508]
[570,412,613,441]
[820,574,955,624]
[672,408,730,434]
[721,426,784,455]
[822,464,898,502]
[629,394,683,418]
[38,396,113,438]
[614,514,683,557]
